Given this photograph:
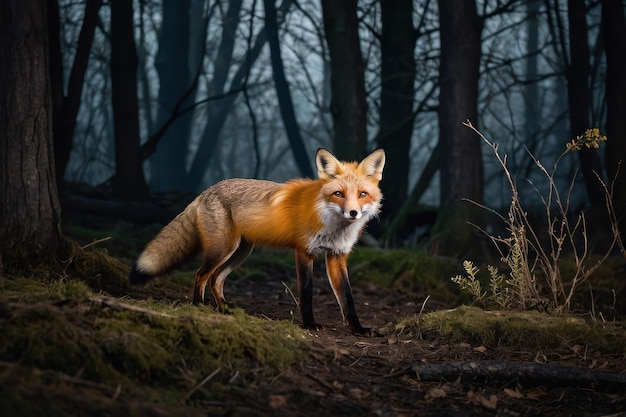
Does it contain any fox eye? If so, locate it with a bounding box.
[334,191,344,198]
[359,191,368,198]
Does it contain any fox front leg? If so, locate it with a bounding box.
[295,250,321,331]
[325,253,376,337]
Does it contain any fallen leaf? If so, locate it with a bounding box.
[467,391,498,410]
[473,345,488,353]
[348,387,367,400]
[503,387,523,399]
[425,387,447,402]
[269,395,288,409]
[525,387,546,400]
[480,394,498,410]
[399,374,420,386]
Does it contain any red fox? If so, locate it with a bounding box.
[129,148,385,336]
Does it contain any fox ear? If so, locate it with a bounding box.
[358,149,385,181]
[316,148,342,179]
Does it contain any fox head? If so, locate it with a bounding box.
[316,148,386,224]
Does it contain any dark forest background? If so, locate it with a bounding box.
[1,0,626,263]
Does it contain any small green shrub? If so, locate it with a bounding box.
[455,122,622,313]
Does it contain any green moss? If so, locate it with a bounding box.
[398,305,626,354]
[2,305,95,374]
[1,298,306,380]
[0,279,308,413]
[0,277,93,302]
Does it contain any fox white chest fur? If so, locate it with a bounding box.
[306,199,380,255]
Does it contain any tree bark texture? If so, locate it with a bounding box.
[601,0,626,238]
[375,0,416,226]
[263,0,314,178]
[0,0,62,263]
[431,0,484,256]
[110,0,149,199]
[321,0,368,160]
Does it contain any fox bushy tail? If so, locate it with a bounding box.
[129,206,201,285]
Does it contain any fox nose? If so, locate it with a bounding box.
[349,210,359,218]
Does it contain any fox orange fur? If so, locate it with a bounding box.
[129,148,385,336]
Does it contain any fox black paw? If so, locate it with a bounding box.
[302,322,323,331]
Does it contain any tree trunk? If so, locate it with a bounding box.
[48,0,102,191]
[567,0,605,206]
[149,0,194,192]
[110,0,149,199]
[0,0,62,267]
[385,143,441,245]
[186,0,293,191]
[375,0,416,234]
[211,0,243,96]
[601,0,626,239]
[321,0,367,160]
[263,0,314,178]
[430,0,484,257]
[523,1,540,167]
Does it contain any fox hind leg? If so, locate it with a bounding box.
[193,238,241,306]
[193,259,220,306]
[209,237,254,312]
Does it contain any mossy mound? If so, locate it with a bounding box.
[0,278,308,416]
[397,305,626,354]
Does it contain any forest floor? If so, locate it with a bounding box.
[210,272,626,417]
[1,216,625,416]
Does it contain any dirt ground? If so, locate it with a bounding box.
[191,271,626,417]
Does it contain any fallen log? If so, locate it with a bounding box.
[410,360,626,388]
